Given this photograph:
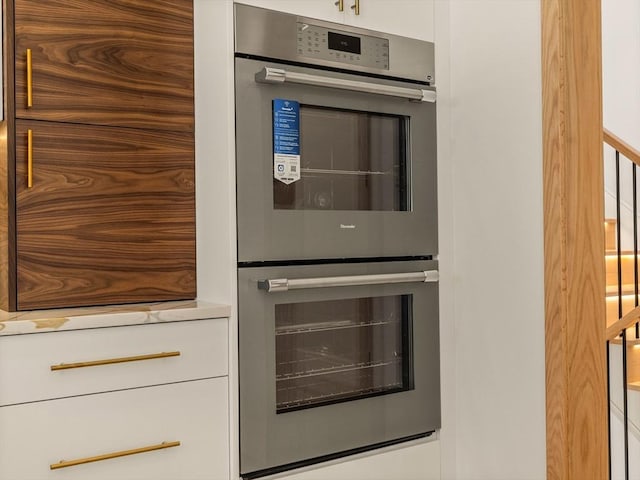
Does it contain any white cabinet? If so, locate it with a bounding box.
[0,318,229,480]
[346,0,434,42]
[235,0,434,41]
[0,319,228,406]
[234,0,343,23]
[0,379,229,480]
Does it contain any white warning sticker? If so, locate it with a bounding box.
[274,154,300,185]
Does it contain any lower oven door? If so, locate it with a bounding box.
[238,260,440,477]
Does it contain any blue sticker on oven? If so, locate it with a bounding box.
[273,99,301,185]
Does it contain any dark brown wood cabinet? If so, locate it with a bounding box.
[13,0,194,131]
[0,0,196,310]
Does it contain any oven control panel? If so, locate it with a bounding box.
[297,22,389,70]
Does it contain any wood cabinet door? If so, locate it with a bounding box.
[14,0,194,132]
[15,120,195,310]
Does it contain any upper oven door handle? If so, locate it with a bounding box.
[258,270,439,293]
[255,67,436,103]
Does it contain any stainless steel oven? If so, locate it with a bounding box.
[235,4,437,263]
[238,260,440,477]
[235,4,440,478]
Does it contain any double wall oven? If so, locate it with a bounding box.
[235,4,439,478]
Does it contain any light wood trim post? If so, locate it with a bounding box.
[542,0,608,479]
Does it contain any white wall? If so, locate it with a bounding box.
[441,1,546,478]
[434,1,456,479]
[609,344,640,480]
[602,0,640,146]
[602,2,640,476]
[193,1,239,479]
[194,0,236,306]
[602,0,640,241]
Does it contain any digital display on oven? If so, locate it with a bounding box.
[328,31,361,54]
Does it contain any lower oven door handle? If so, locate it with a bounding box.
[255,67,436,103]
[258,270,439,293]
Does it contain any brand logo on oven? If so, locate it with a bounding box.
[340,224,356,229]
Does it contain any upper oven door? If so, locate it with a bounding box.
[238,260,440,476]
[235,57,437,263]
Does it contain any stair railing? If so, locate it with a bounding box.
[604,129,640,480]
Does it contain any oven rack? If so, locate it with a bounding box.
[276,380,405,411]
[276,358,401,382]
[275,318,398,336]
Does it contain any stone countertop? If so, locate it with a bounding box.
[0,300,231,336]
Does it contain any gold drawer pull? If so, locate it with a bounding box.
[50,351,181,371]
[350,0,360,15]
[27,129,33,188]
[334,0,343,11]
[50,440,181,470]
[26,48,33,107]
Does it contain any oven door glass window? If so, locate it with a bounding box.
[275,295,413,413]
[274,106,409,211]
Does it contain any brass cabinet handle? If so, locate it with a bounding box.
[50,351,181,371]
[350,0,360,15]
[334,0,344,11]
[50,441,181,470]
[26,48,33,108]
[27,129,33,188]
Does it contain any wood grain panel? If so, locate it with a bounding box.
[605,219,616,251]
[542,2,569,475]
[0,0,18,311]
[542,0,608,478]
[0,120,13,312]
[15,120,195,310]
[14,0,193,132]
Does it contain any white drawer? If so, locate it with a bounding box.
[0,318,228,405]
[0,378,229,480]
